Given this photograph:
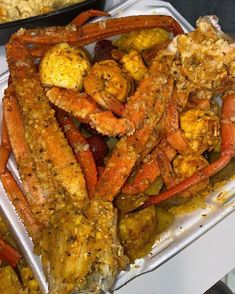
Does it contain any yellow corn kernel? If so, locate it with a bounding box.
[121,50,147,81]
[114,28,170,52]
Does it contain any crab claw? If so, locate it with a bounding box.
[14,15,184,46]
[71,9,110,26]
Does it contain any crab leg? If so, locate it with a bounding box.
[56,109,98,197]
[0,116,11,172]
[29,10,110,58]
[47,87,134,136]
[71,9,110,26]
[3,86,47,212]
[0,239,21,267]
[0,113,41,237]
[94,69,174,200]
[47,87,101,123]
[144,92,235,207]
[129,93,186,167]
[122,141,176,194]
[15,15,183,45]
[156,147,177,188]
[121,98,180,195]
[3,86,77,224]
[164,97,188,154]
[6,39,88,207]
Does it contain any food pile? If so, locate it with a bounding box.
[0,0,86,23]
[0,216,41,293]
[0,11,234,294]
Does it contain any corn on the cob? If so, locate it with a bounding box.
[114,28,170,52]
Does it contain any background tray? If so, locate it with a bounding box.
[0,0,105,45]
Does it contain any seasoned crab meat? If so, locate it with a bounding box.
[40,200,128,294]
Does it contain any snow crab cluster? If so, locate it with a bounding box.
[0,9,235,294]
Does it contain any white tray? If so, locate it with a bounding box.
[0,1,234,293]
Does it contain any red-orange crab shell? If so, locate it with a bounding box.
[13,15,184,46]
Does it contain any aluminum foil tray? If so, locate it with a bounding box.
[0,0,234,293]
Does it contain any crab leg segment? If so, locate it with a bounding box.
[47,87,134,136]
[71,9,110,26]
[6,39,88,207]
[56,109,98,197]
[29,10,110,58]
[122,141,176,194]
[15,15,183,45]
[164,98,188,154]
[3,86,75,225]
[3,86,46,209]
[47,87,100,123]
[145,92,235,207]
[94,69,174,200]
[156,147,176,188]
[0,115,11,175]
[0,111,41,237]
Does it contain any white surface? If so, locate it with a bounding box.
[115,210,235,294]
[227,269,235,293]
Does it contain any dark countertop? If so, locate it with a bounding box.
[166,0,235,35]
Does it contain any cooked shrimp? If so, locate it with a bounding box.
[83,60,131,116]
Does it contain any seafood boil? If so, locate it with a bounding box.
[0,9,234,294]
[0,214,41,293]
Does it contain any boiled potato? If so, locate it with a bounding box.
[114,193,148,214]
[118,206,157,262]
[40,43,91,90]
[155,208,174,234]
